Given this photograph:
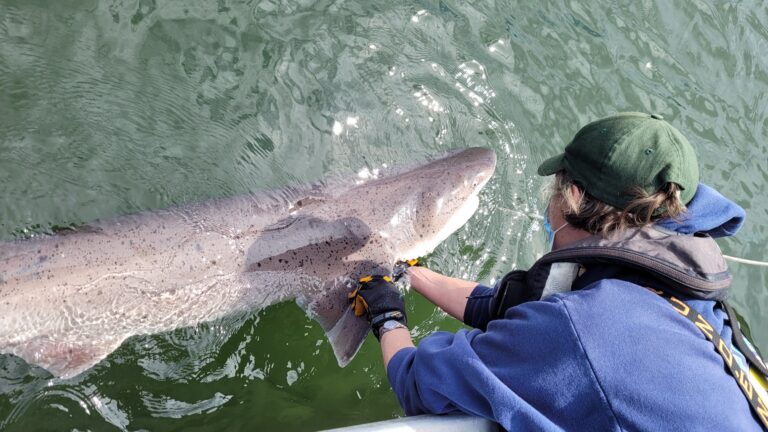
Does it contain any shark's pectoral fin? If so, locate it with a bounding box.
[247,215,373,277]
[250,214,390,366]
[7,336,124,379]
[324,307,370,367]
[297,277,373,367]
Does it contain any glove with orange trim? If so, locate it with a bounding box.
[392,258,422,281]
[348,275,407,340]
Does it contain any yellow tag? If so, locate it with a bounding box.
[359,275,373,283]
[407,259,419,266]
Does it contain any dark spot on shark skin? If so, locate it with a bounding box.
[38,255,48,263]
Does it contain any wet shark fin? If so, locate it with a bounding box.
[297,277,371,367]
[250,216,390,367]
[324,307,370,367]
[248,215,373,273]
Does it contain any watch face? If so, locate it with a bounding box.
[383,320,403,330]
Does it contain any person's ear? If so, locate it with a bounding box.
[569,183,583,203]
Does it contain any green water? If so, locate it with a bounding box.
[1,0,767,430]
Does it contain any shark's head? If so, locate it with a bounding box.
[340,147,497,262]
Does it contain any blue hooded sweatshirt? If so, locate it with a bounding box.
[386,184,764,431]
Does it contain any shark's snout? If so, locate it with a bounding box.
[447,147,497,191]
[460,146,498,169]
[449,147,496,174]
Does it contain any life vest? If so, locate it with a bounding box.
[491,225,730,316]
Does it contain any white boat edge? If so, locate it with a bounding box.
[320,414,499,432]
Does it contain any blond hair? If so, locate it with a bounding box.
[549,171,686,235]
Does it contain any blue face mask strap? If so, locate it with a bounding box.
[543,210,554,240]
[544,206,568,250]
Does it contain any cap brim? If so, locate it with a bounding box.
[537,153,566,176]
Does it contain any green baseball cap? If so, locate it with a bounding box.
[537,112,699,209]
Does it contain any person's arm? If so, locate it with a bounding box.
[385,296,611,430]
[381,328,415,368]
[407,267,479,321]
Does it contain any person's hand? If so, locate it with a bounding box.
[348,275,407,340]
[392,258,421,281]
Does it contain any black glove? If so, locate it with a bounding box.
[348,275,407,340]
[392,258,422,281]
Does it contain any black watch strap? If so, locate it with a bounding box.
[371,311,407,340]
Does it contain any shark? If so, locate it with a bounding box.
[0,147,496,378]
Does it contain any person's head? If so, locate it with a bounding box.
[538,112,700,248]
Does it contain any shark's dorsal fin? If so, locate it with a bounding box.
[48,224,105,237]
[291,196,325,210]
[261,215,302,232]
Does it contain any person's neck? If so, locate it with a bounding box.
[552,225,592,250]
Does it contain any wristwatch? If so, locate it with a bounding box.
[378,319,408,338]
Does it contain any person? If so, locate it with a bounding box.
[349,112,768,431]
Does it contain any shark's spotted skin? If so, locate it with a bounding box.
[0,148,496,378]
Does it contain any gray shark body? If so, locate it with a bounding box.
[0,148,496,378]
